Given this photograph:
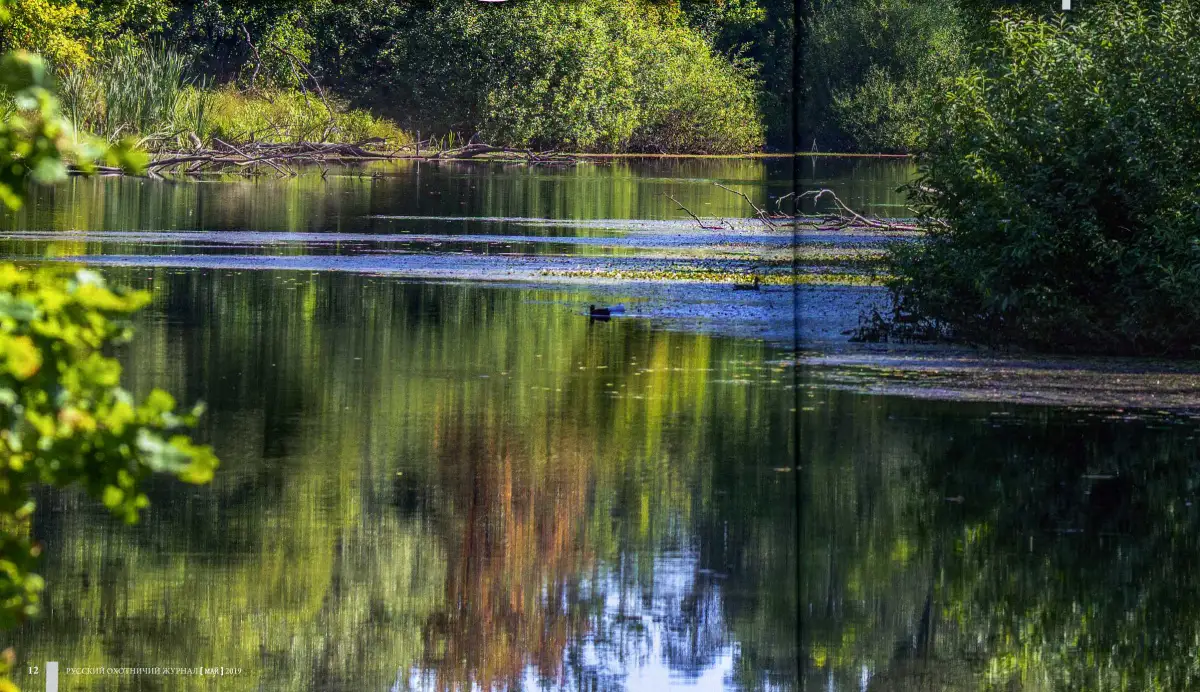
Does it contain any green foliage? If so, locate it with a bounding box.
[679,0,794,149]
[627,21,765,153]
[0,0,172,70]
[0,52,75,210]
[891,1,1200,354]
[680,0,766,41]
[321,0,763,153]
[181,85,410,145]
[173,0,326,86]
[4,0,778,153]
[248,8,315,90]
[0,23,217,692]
[0,265,217,628]
[80,0,173,38]
[0,0,93,69]
[806,0,965,152]
[829,65,924,152]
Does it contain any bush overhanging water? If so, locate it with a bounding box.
[890,1,1200,355]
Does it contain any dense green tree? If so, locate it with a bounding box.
[314,0,764,153]
[892,0,1200,353]
[1,0,792,152]
[170,0,326,87]
[680,0,796,149]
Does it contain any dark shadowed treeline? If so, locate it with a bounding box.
[801,0,1156,153]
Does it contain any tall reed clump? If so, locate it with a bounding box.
[176,77,215,139]
[56,43,187,143]
[101,44,187,137]
[55,42,412,150]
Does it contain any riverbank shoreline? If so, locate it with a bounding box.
[77,149,915,178]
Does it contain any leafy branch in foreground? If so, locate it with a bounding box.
[0,50,144,208]
[0,20,217,691]
[0,266,218,628]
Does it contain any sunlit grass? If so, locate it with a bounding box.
[183,86,412,146]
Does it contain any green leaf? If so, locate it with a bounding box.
[135,429,193,474]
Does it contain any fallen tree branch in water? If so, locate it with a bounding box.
[143,140,400,175]
[798,189,878,228]
[714,182,779,230]
[214,138,291,176]
[666,193,725,230]
[713,184,921,232]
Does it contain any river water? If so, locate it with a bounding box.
[1,157,1195,691]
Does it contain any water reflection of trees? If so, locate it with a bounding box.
[9,270,797,691]
[926,411,1200,690]
[0,158,794,240]
[807,387,1200,691]
[419,418,594,690]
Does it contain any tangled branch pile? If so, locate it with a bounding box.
[793,189,919,232]
[432,144,577,164]
[131,139,581,177]
[146,139,395,175]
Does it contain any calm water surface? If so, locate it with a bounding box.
[2,158,1191,691]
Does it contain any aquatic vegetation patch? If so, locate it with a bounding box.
[541,267,888,286]
[796,246,887,264]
